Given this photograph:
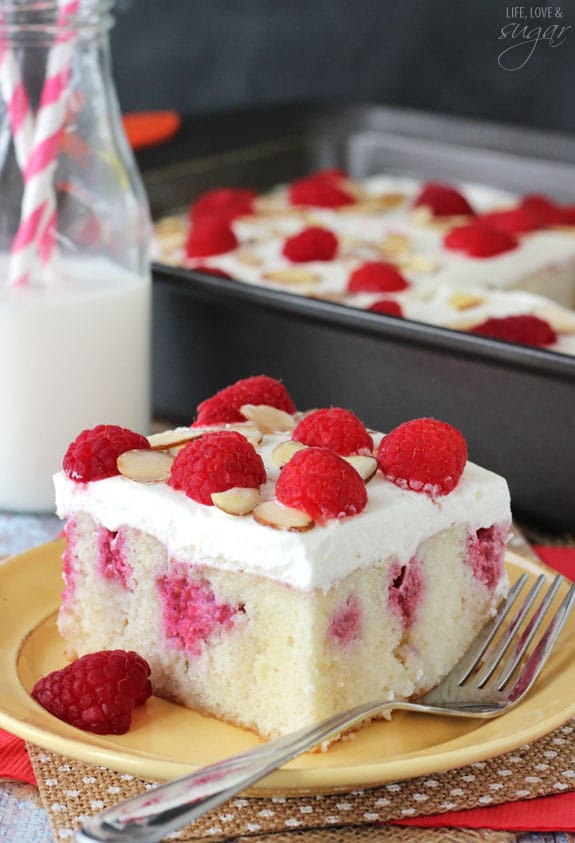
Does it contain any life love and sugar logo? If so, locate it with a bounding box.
[498,4,571,70]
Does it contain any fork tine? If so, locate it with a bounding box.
[474,573,547,688]
[457,573,529,685]
[507,580,575,702]
[495,575,563,690]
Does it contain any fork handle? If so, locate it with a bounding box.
[75,695,505,843]
[75,699,396,842]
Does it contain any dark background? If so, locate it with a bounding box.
[109,0,575,134]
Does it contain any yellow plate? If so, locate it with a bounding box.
[1,539,574,794]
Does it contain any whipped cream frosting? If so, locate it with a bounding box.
[54,429,511,592]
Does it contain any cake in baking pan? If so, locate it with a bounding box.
[153,172,575,352]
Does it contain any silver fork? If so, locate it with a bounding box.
[76,572,575,843]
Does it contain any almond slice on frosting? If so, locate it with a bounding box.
[343,454,378,483]
[117,449,174,483]
[253,500,314,532]
[271,439,306,468]
[263,267,321,286]
[211,487,261,515]
[147,427,203,451]
[240,404,296,433]
[448,291,486,311]
[148,423,263,452]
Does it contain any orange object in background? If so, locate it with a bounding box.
[122,110,181,149]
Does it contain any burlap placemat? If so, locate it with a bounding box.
[27,717,575,842]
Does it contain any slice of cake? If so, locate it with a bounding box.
[54,376,512,742]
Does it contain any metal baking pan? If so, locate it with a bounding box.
[142,104,575,533]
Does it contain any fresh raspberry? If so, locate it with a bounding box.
[192,264,233,279]
[559,205,575,225]
[292,408,373,456]
[185,217,238,258]
[413,182,475,217]
[31,650,152,735]
[195,375,296,425]
[480,194,564,234]
[479,206,544,235]
[276,447,367,520]
[189,187,257,225]
[443,222,518,258]
[470,314,557,347]
[377,418,468,497]
[63,425,150,483]
[306,168,348,183]
[521,194,565,227]
[289,172,354,208]
[367,299,404,317]
[169,430,266,505]
[347,261,410,293]
[282,227,338,263]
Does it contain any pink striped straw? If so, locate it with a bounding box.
[0,13,57,276]
[8,0,80,288]
[0,27,35,171]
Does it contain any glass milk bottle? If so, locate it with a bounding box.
[0,0,151,511]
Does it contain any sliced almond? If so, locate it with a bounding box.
[398,254,441,275]
[271,439,306,468]
[147,427,203,451]
[211,487,261,515]
[149,423,264,452]
[253,500,314,532]
[117,449,174,483]
[240,404,296,433]
[376,232,412,256]
[448,291,486,311]
[373,191,407,210]
[153,215,187,244]
[263,268,321,286]
[343,454,378,483]
[411,206,433,226]
[234,250,264,267]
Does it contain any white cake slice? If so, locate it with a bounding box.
[54,378,512,743]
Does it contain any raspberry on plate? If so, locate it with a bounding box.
[282,226,338,263]
[185,217,239,258]
[443,222,518,258]
[63,425,150,483]
[195,374,296,425]
[413,182,475,217]
[275,447,367,520]
[189,187,257,225]
[347,261,410,293]
[377,418,468,497]
[31,650,152,735]
[169,430,266,505]
[292,407,374,456]
[470,314,557,347]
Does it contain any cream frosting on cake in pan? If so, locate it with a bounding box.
[153,173,575,353]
